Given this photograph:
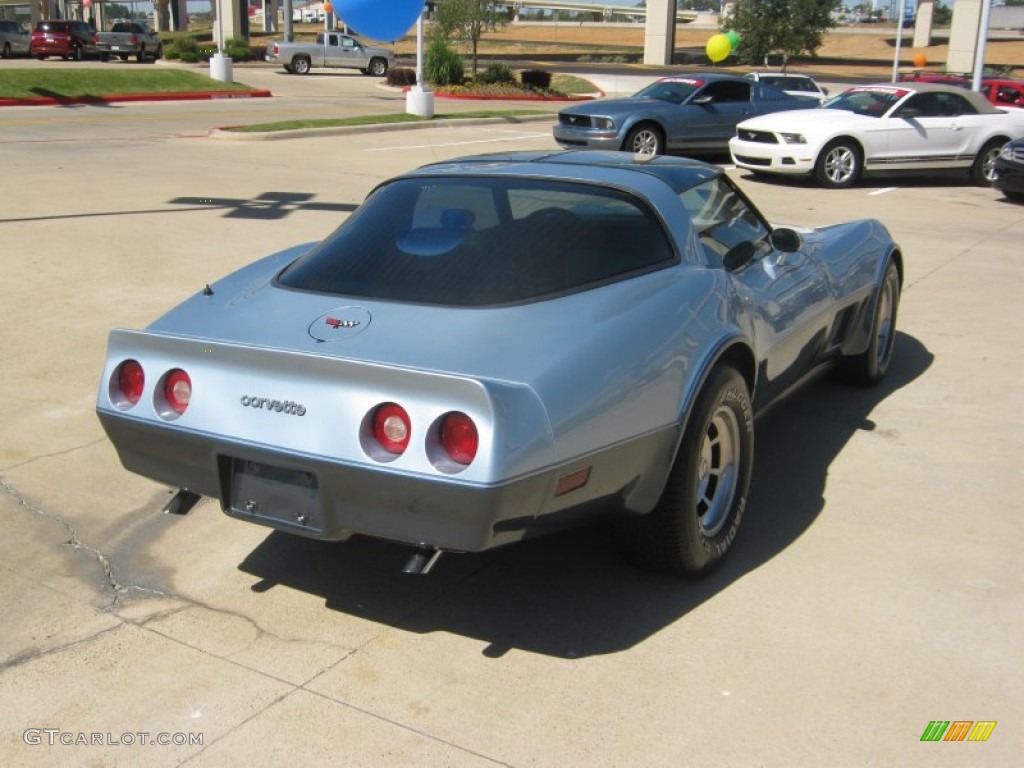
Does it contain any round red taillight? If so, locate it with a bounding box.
[117,360,144,405]
[373,403,410,454]
[440,412,478,465]
[164,369,192,414]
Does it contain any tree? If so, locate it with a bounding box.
[430,0,506,76]
[932,1,953,26]
[726,0,839,68]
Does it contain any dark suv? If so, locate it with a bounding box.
[30,19,98,61]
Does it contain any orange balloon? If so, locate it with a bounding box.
[324,2,334,13]
[913,53,927,68]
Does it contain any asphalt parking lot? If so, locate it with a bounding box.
[1,63,1022,766]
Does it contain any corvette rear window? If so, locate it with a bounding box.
[278,177,675,305]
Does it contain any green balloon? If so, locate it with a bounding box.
[726,31,741,51]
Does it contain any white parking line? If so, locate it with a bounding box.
[868,187,899,196]
[365,132,552,151]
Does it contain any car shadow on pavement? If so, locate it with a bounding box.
[238,331,933,658]
[29,87,122,107]
[735,169,995,191]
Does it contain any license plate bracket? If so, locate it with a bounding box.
[227,458,321,533]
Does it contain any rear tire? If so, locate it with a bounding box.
[618,366,753,577]
[971,139,1005,186]
[291,56,311,75]
[838,259,900,385]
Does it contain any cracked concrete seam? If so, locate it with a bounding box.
[0,436,108,473]
[0,476,164,609]
[0,475,353,665]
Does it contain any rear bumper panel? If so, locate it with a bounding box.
[98,410,678,552]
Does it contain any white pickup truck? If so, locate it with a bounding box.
[96,21,163,62]
[265,32,393,76]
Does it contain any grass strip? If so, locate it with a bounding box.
[0,70,256,99]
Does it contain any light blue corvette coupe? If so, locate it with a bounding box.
[96,151,903,577]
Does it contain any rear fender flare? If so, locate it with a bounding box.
[622,335,756,513]
[842,247,904,357]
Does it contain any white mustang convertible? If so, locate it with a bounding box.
[729,83,1024,188]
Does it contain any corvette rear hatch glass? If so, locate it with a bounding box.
[277,177,676,306]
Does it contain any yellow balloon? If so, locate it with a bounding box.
[706,34,731,64]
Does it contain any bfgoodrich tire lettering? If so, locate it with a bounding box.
[619,365,753,577]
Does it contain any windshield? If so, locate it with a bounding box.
[823,87,908,117]
[278,177,676,306]
[633,78,703,105]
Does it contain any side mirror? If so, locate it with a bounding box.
[770,227,802,253]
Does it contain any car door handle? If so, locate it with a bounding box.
[950,124,962,131]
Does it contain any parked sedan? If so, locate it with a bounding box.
[0,19,31,58]
[553,74,811,156]
[980,78,1024,109]
[97,150,903,578]
[744,72,828,103]
[993,138,1024,200]
[730,83,1024,188]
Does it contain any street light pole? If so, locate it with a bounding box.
[972,0,992,91]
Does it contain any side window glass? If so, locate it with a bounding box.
[328,35,339,47]
[678,179,770,268]
[951,94,977,115]
[316,32,325,44]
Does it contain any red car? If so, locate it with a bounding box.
[899,72,1024,109]
[30,19,98,61]
[980,78,1024,109]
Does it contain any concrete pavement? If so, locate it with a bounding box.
[0,64,1022,767]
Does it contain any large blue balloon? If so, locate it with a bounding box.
[334,0,423,42]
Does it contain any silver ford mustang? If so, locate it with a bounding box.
[96,151,903,577]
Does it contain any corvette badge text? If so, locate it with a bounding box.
[240,396,306,416]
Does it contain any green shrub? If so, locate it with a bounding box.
[179,51,201,63]
[166,35,199,60]
[424,40,464,87]
[476,62,516,85]
[387,67,417,87]
[224,37,252,62]
[520,69,551,89]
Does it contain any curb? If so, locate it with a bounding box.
[208,113,557,141]
[0,89,273,108]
